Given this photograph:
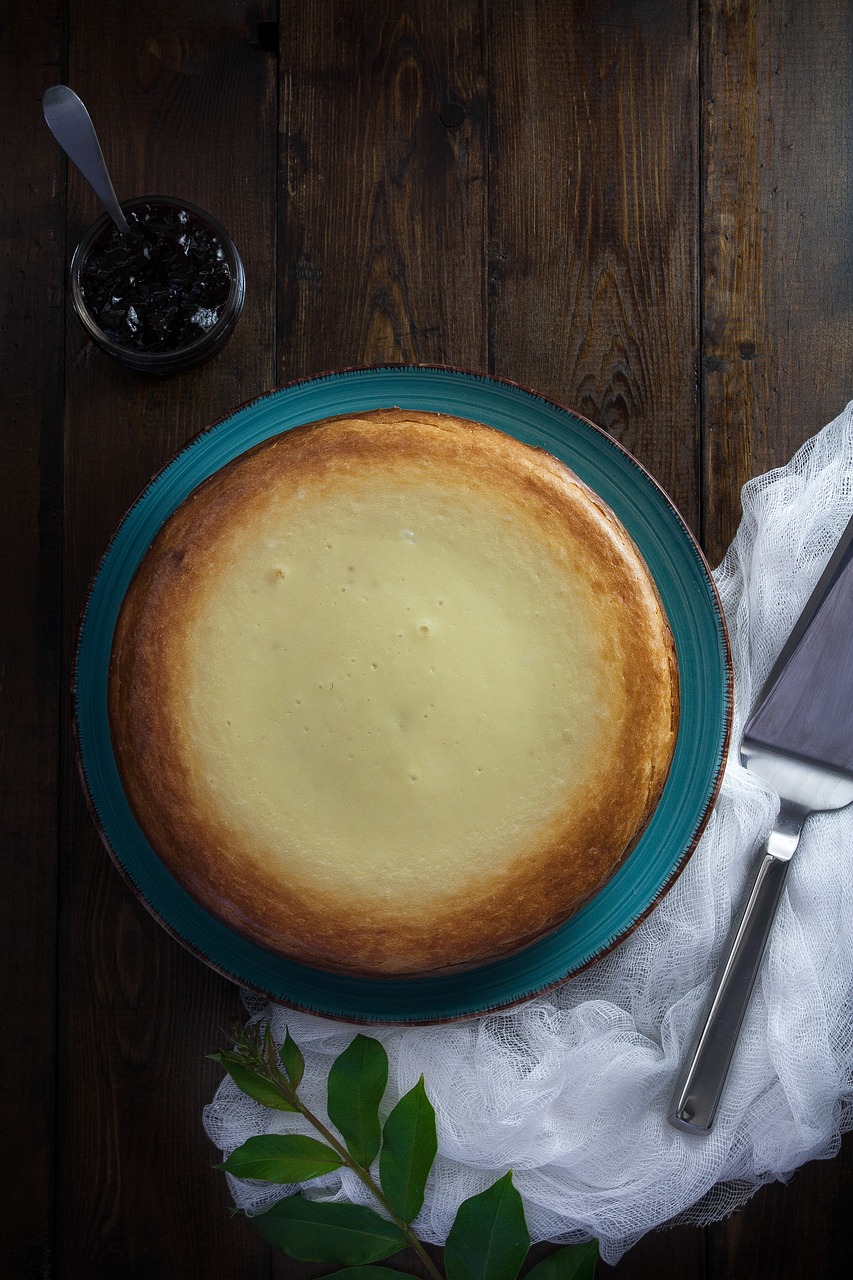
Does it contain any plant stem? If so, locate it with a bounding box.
[293,1100,445,1280]
[235,1029,445,1280]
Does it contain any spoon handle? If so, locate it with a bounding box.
[42,85,130,234]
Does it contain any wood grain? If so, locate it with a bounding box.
[0,5,64,1278]
[701,0,853,564]
[699,8,853,1270]
[488,0,701,530]
[56,2,277,1276]
[278,0,488,377]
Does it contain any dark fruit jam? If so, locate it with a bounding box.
[79,203,233,352]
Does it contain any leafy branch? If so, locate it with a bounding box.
[210,1024,598,1280]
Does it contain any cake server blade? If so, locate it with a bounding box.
[669,508,853,1134]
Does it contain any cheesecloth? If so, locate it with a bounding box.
[203,402,853,1263]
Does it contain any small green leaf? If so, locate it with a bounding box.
[210,1053,298,1112]
[444,1171,530,1280]
[524,1242,599,1280]
[279,1029,305,1090]
[220,1133,343,1183]
[253,1194,407,1263]
[327,1034,389,1167]
[379,1076,437,1223]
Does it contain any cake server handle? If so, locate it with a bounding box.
[668,815,801,1134]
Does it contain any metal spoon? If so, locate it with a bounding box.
[42,85,130,234]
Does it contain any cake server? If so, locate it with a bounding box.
[669,508,853,1134]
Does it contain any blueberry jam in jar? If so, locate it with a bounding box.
[70,197,245,373]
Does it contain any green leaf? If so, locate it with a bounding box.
[279,1029,305,1090]
[253,1194,407,1263]
[327,1034,389,1167]
[219,1133,343,1183]
[379,1075,437,1223]
[524,1242,599,1280]
[210,1053,298,1112]
[444,1172,530,1280]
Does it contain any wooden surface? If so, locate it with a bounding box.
[3,0,852,1275]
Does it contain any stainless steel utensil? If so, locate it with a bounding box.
[669,512,853,1134]
[42,85,130,234]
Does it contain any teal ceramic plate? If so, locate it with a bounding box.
[75,366,731,1023]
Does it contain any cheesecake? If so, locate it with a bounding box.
[108,408,679,976]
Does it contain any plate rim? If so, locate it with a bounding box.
[73,363,733,1024]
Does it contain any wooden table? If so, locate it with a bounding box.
[3,2,852,1275]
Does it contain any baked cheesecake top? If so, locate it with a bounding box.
[108,409,679,977]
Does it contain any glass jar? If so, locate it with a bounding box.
[69,196,246,374]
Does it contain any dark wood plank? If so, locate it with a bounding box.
[56,3,277,1276]
[0,6,64,1279]
[701,0,853,564]
[700,0,853,1270]
[488,0,701,532]
[278,0,488,378]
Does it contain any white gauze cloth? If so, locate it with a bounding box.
[203,403,853,1264]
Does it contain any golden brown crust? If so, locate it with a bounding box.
[109,409,679,977]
